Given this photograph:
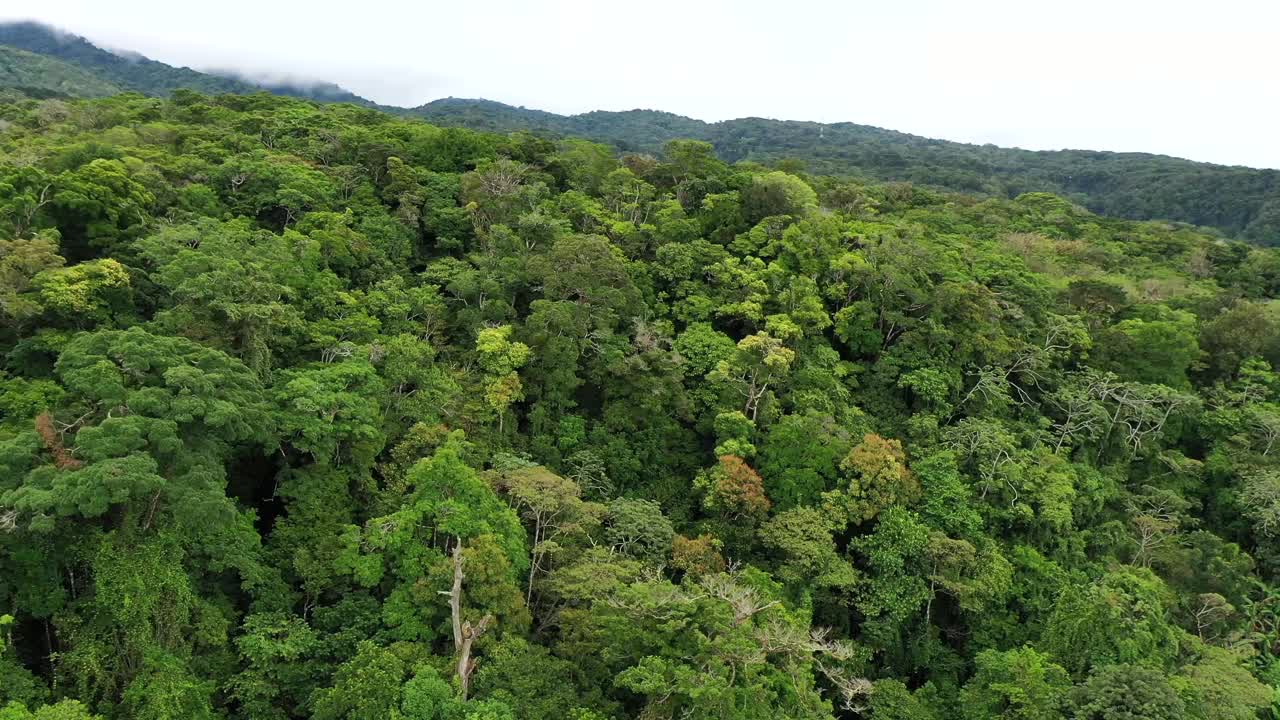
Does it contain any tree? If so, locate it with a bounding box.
[310,642,410,720]
[339,437,528,694]
[471,638,594,720]
[599,168,655,226]
[1063,279,1128,328]
[30,258,130,327]
[1042,569,1179,675]
[48,159,153,256]
[760,507,859,594]
[824,434,920,526]
[868,679,937,720]
[1067,665,1185,720]
[851,508,932,627]
[603,498,674,566]
[1175,643,1272,720]
[696,455,771,520]
[1096,309,1200,388]
[742,171,818,224]
[1238,469,1280,538]
[959,647,1070,720]
[925,533,1011,618]
[444,542,490,700]
[709,332,795,421]
[0,231,64,325]
[671,534,727,577]
[712,411,756,458]
[273,359,385,468]
[553,139,616,195]
[134,219,306,374]
[461,158,541,231]
[0,701,102,720]
[0,615,46,710]
[560,566,848,719]
[0,166,55,239]
[758,412,851,510]
[225,612,320,720]
[1198,301,1280,378]
[4,327,272,536]
[491,465,603,604]
[475,325,531,433]
[531,234,638,321]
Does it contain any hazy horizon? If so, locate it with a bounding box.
[4,0,1278,169]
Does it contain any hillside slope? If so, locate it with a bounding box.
[0,44,120,98]
[0,21,376,106]
[0,21,259,96]
[412,98,1280,245]
[2,19,1276,245]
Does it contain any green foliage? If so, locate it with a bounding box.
[1174,643,1273,720]
[1096,308,1200,387]
[824,433,920,526]
[310,642,409,720]
[1067,664,1186,720]
[759,506,859,593]
[0,46,120,99]
[757,412,849,509]
[414,99,1280,246]
[604,498,674,565]
[852,507,932,627]
[475,325,530,432]
[960,647,1070,720]
[0,22,371,103]
[471,638,591,720]
[741,171,818,223]
[868,680,938,720]
[0,89,1273,720]
[0,701,102,720]
[1042,569,1180,676]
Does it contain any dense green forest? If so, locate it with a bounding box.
[1,89,1280,720]
[2,20,1279,247]
[0,47,120,101]
[412,99,1280,246]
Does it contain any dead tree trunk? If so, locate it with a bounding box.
[442,539,493,701]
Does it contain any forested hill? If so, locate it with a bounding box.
[0,46,121,100]
[2,20,1278,245]
[2,90,1280,720]
[0,21,375,106]
[413,98,1280,245]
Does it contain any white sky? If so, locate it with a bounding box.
[5,0,1279,169]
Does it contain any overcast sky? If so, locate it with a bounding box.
[5,0,1278,168]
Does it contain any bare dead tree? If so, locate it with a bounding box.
[439,540,493,700]
[13,184,52,238]
[1249,409,1280,457]
[1192,593,1234,643]
[699,569,781,627]
[755,620,871,713]
[961,316,1080,412]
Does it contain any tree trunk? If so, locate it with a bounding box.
[444,538,493,701]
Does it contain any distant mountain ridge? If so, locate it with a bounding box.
[409,98,1280,244]
[0,21,260,96]
[0,21,376,104]
[0,44,121,98]
[1,20,1278,244]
